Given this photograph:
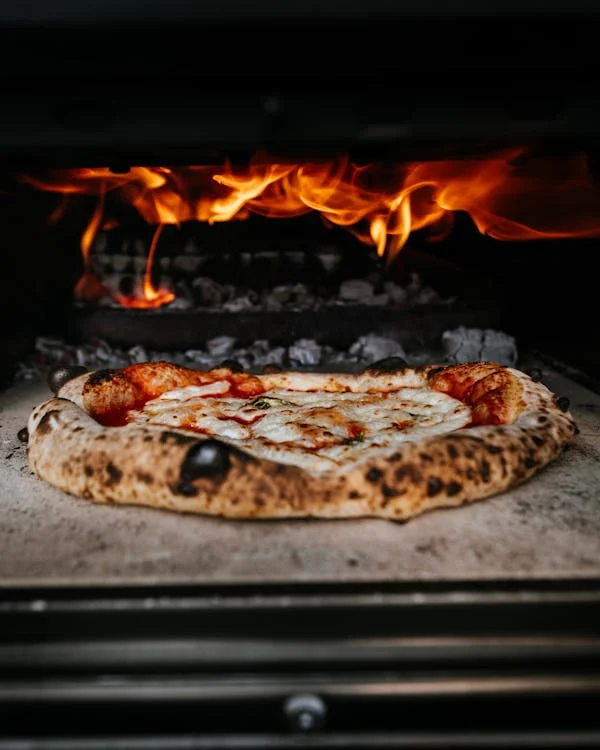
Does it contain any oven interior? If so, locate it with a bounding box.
[1,5,600,747]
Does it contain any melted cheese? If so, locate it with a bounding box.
[130,380,471,476]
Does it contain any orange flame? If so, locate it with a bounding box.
[20,149,600,308]
[113,224,175,309]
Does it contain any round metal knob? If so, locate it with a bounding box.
[284,693,327,733]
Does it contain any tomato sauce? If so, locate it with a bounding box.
[218,414,266,426]
[89,366,266,428]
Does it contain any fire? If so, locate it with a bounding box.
[113,224,175,309]
[20,149,600,309]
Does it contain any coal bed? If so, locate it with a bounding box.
[1,361,599,587]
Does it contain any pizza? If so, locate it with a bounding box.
[26,359,577,521]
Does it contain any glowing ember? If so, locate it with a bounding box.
[20,149,600,309]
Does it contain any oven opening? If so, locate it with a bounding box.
[1,139,599,583]
[5,145,600,382]
[2,4,600,743]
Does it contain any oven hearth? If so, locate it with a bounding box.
[1,357,599,586]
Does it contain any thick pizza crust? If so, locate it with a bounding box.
[26,363,577,521]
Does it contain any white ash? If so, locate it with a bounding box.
[289,339,323,367]
[339,279,375,302]
[111,254,130,273]
[132,256,148,274]
[349,335,407,363]
[165,296,193,311]
[383,280,408,306]
[222,295,257,313]
[173,255,203,274]
[18,328,518,384]
[192,277,226,307]
[206,335,236,358]
[84,272,447,312]
[442,327,518,367]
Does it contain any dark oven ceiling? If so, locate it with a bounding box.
[0,2,599,165]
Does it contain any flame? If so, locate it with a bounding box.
[113,224,175,309]
[74,186,107,302]
[20,149,600,308]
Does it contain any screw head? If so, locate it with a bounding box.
[283,693,327,733]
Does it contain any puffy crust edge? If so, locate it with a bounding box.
[26,364,577,520]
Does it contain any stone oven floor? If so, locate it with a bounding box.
[0,366,599,587]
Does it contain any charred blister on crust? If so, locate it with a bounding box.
[366,467,383,483]
[215,360,245,373]
[36,410,61,436]
[229,446,256,464]
[364,356,409,375]
[557,396,571,413]
[486,444,502,454]
[159,431,197,447]
[526,367,543,383]
[180,439,232,482]
[47,365,88,395]
[175,482,199,497]
[86,369,118,388]
[105,462,123,487]
[427,477,443,496]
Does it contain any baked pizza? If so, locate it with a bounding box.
[26,359,577,521]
